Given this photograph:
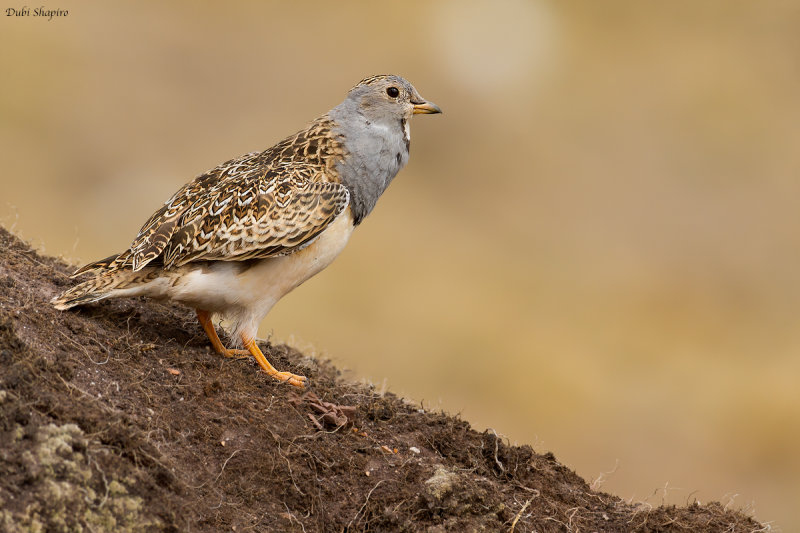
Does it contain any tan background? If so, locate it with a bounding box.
[2,1,798,529]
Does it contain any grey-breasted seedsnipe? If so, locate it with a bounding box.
[52,75,441,388]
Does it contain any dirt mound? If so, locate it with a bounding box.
[0,227,764,532]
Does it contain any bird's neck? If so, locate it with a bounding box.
[329,105,410,225]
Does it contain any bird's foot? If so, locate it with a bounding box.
[221,347,306,387]
[267,370,308,389]
[241,337,308,389]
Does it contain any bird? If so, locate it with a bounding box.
[52,74,441,389]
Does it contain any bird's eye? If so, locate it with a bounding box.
[386,87,400,98]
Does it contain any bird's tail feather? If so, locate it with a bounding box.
[51,274,122,310]
[52,267,157,310]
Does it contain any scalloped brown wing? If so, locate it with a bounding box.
[126,152,264,272]
[160,179,349,267]
[71,116,347,276]
[70,253,123,278]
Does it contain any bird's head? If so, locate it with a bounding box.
[346,74,442,124]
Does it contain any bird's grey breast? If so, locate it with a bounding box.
[330,106,410,225]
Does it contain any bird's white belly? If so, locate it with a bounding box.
[157,209,355,316]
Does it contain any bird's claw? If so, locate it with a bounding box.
[271,371,308,389]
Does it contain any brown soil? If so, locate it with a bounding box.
[0,226,765,532]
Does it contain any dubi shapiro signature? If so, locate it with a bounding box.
[6,6,69,20]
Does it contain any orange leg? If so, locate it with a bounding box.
[242,336,307,389]
[195,309,248,359]
[196,309,307,388]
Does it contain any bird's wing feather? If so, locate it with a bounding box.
[71,253,123,277]
[132,156,350,270]
[71,117,348,276]
[126,153,263,271]
[160,173,349,268]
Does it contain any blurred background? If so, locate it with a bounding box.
[2,1,799,529]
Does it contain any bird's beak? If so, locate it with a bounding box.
[412,100,442,114]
